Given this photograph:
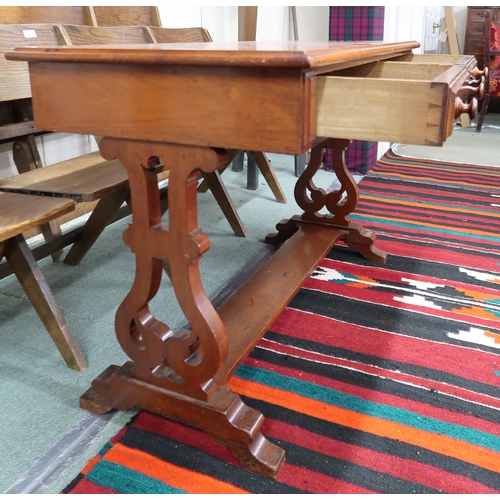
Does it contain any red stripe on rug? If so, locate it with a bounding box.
[337,238,500,271]
[358,196,500,222]
[359,178,500,202]
[364,237,500,273]
[67,477,117,494]
[271,308,500,391]
[261,418,500,494]
[352,219,500,249]
[304,278,500,329]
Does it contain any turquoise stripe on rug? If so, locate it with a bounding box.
[86,460,186,494]
[235,364,500,452]
[351,214,500,242]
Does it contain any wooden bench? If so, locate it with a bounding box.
[0,191,87,370]
[0,7,163,260]
[92,6,161,27]
[0,6,161,27]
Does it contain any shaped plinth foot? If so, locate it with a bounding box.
[80,362,286,478]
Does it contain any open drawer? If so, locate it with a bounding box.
[316,54,479,146]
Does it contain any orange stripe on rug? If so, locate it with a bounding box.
[229,377,500,474]
[103,442,249,494]
[81,455,101,476]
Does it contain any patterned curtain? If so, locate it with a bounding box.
[325,6,385,174]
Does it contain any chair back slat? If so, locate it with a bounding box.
[0,6,94,26]
[0,24,61,102]
[58,24,154,46]
[93,6,161,27]
[149,27,212,43]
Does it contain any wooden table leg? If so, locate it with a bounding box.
[266,138,387,263]
[80,137,285,478]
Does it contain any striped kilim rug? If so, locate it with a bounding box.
[63,150,500,494]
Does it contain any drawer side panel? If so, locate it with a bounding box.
[317,77,448,146]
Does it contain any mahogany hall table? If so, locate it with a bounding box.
[7,40,481,477]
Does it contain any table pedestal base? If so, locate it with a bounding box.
[79,136,386,479]
[81,361,286,478]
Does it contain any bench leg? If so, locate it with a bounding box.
[12,138,64,262]
[4,234,87,371]
[64,189,129,266]
[200,170,247,237]
[248,151,287,203]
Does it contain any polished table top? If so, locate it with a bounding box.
[7,39,420,72]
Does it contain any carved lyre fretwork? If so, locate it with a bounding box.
[96,138,229,402]
[295,138,357,226]
[266,138,386,263]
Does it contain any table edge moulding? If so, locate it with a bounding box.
[6,40,483,478]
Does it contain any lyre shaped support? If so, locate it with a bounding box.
[266,138,386,263]
[98,137,229,402]
[296,138,357,226]
[80,137,286,478]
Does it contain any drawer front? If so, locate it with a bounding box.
[316,54,477,147]
[468,8,494,23]
[465,37,484,55]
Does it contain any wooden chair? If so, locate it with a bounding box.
[54,24,247,239]
[0,191,87,371]
[0,23,72,262]
[149,26,287,204]
[476,10,500,132]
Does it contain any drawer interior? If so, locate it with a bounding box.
[327,61,452,81]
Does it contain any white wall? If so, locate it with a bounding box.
[158,6,330,42]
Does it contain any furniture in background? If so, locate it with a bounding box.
[0,191,87,370]
[0,24,162,273]
[0,6,161,27]
[465,5,500,126]
[8,39,481,477]
[92,6,161,27]
[474,10,500,132]
[464,6,498,68]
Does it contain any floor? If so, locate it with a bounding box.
[3,112,499,494]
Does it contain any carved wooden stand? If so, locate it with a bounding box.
[80,136,386,478]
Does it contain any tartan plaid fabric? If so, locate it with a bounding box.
[329,6,385,41]
[325,6,385,174]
